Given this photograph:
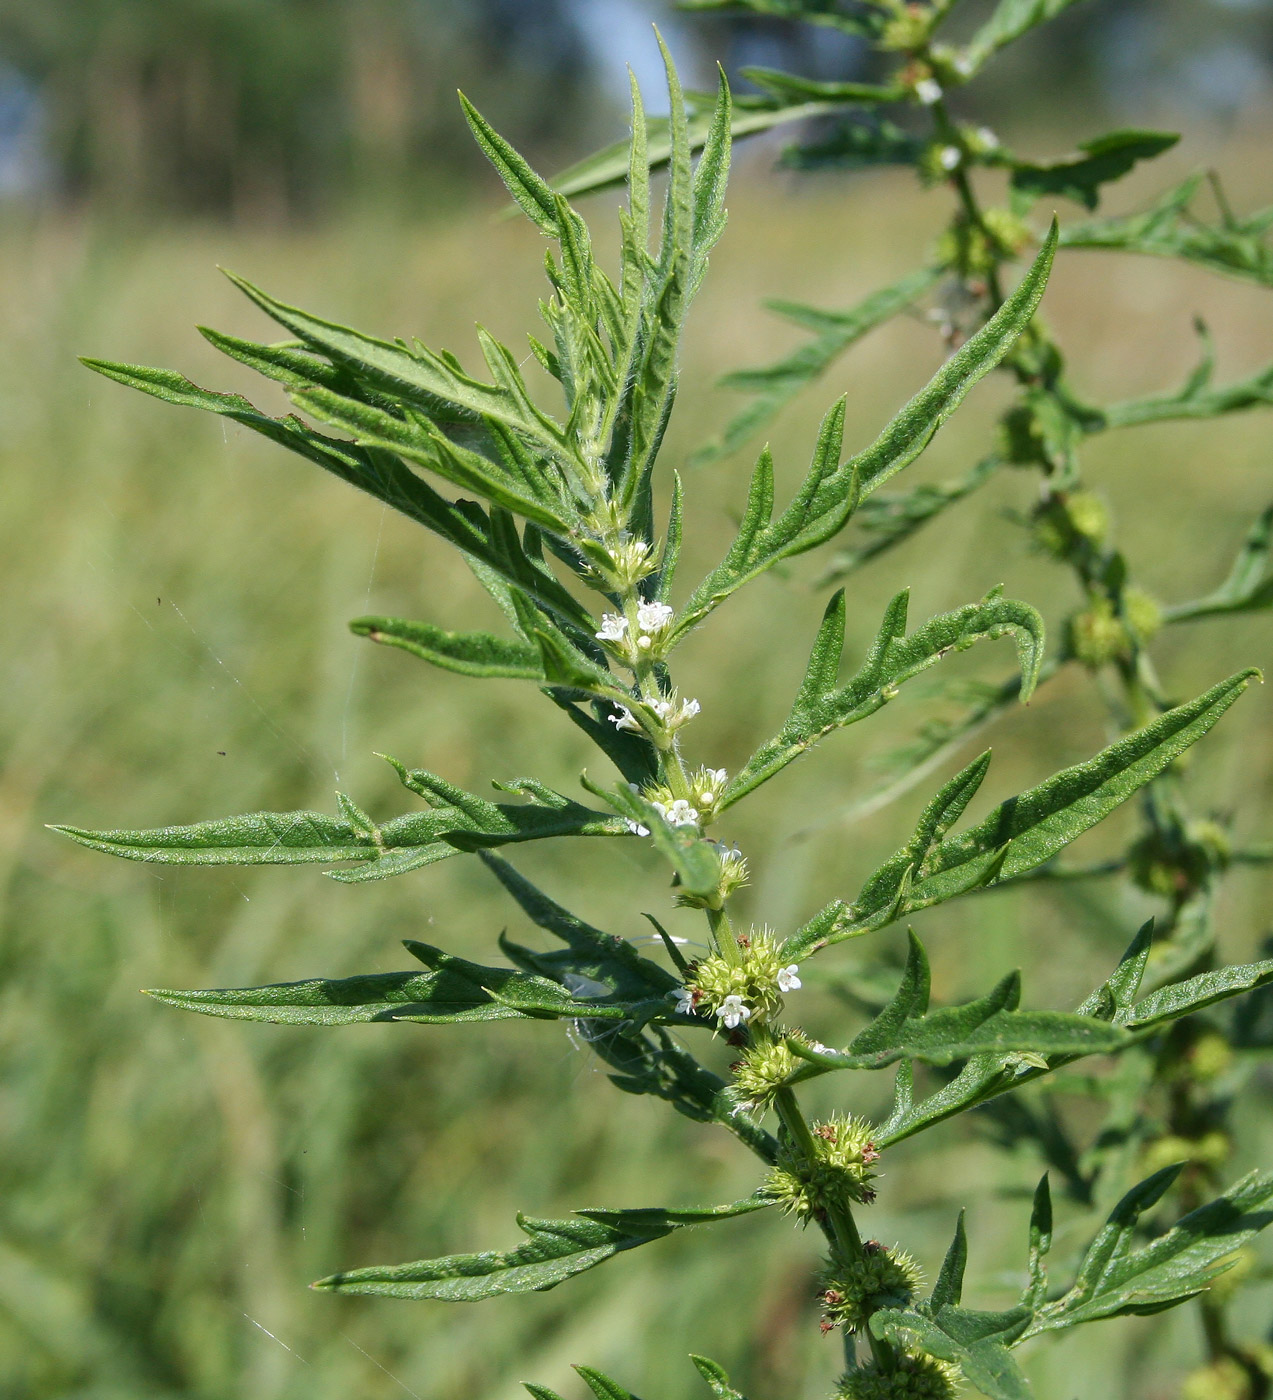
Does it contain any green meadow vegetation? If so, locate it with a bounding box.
[5,43,1273,1400]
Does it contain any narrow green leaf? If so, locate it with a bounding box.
[78,359,588,628]
[548,96,845,204]
[850,224,1058,500]
[574,1367,638,1400]
[690,1356,746,1400]
[691,66,733,287]
[1026,1168,1273,1335]
[788,933,1127,1078]
[964,0,1091,74]
[1119,958,1273,1031]
[794,670,1258,952]
[1025,1175,1054,1309]
[460,91,561,236]
[931,1211,968,1311]
[311,1196,771,1300]
[722,591,1043,811]
[294,382,575,536]
[224,272,575,463]
[739,68,904,106]
[50,808,446,868]
[1059,173,1273,287]
[349,615,545,680]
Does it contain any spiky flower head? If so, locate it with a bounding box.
[765,1114,880,1219]
[837,1353,960,1400]
[1068,598,1128,669]
[732,1033,802,1109]
[819,1242,924,1333]
[689,929,794,1027]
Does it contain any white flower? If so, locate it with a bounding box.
[718,995,752,1030]
[610,537,655,584]
[625,818,650,837]
[777,964,802,993]
[673,989,695,1016]
[694,766,728,807]
[636,599,674,635]
[938,145,961,171]
[976,126,999,149]
[608,706,641,732]
[649,694,700,731]
[595,613,628,643]
[652,798,699,828]
[915,78,942,105]
[953,53,975,78]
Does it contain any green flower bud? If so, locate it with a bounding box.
[764,1114,880,1218]
[1188,1027,1235,1083]
[837,1352,960,1399]
[1123,585,1162,642]
[1182,1357,1252,1400]
[1030,491,1108,558]
[1068,598,1128,669]
[732,1034,801,1107]
[819,1242,924,1332]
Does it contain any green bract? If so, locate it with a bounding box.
[57,10,1273,1400]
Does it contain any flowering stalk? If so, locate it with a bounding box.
[54,12,1273,1400]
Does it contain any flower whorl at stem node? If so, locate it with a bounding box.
[686,930,797,1026]
[731,1032,803,1108]
[675,841,749,910]
[836,1353,960,1400]
[818,1242,924,1334]
[765,1114,881,1218]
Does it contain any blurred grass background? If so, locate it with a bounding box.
[2,3,1273,1398]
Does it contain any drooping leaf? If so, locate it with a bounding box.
[722,589,1044,810]
[142,940,657,1027]
[780,116,924,173]
[692,267,941,466]
[787,933,1128,1080]
[311,1196,773,1300]
[478,852,679,1004]
[1025,1167,1273,1334]
[1097,354,1273,434]
[1163,504,1273,622]
[788,669,1258,954]
[582,776,723,899]
[1010,130,1179,212]
[349,615,545,680]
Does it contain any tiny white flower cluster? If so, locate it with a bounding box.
[938,145,961,172]
[691,766,728,811]
[593,599,675,657]
[915,77,943,105]
[652,797,698,827]
[608,692,701,737]
[609,537,655,587]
